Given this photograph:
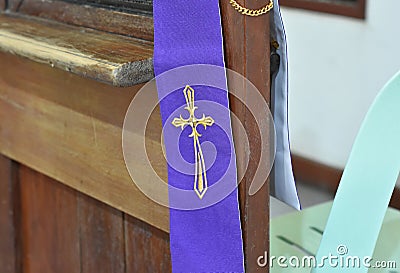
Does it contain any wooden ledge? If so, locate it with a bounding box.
[0,13,154,86]
[0,52,169,232]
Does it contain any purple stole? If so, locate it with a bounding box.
[153,0,245,272]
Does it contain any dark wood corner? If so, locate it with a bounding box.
[280,0,366,19]
[220,1,271,271]
[292,154,400,210]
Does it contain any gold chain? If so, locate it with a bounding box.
[229,0,273,16]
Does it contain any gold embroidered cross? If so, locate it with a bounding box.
[172,85,214,199]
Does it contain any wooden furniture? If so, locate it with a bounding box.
[0,1,271,272]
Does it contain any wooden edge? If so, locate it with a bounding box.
[0,13,154,86]
[291,154,400,210]
[291,154,342,193]
[18,0,154,41]
[220,0,271,271]
[280,0,366,19]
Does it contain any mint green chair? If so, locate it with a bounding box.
[271,71,400,273]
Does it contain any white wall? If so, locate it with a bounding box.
[282,1,400,171]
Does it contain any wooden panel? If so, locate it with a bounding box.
[0,0,5,10]
[18,163,170,273]
[18,0,154,40]
[0,52,169,232]
[0,14,154,86]
[125,215,171,273]
[0,155,19,273]
[243,5,271,272]
[220,1,270,272]
[19,165,81,273]
[79,194,125,273]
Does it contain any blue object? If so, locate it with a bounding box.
[271,71,400,273]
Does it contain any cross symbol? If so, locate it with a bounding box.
[172,85,214,199]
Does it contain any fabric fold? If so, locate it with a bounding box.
[153,1,245,272]
[270,0,301,210]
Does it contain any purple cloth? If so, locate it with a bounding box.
[153,1,245,272]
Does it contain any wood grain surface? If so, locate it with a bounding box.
[3,164,171,273]
[79,194,126,273]
[19,165,81,273]
[220,0,271,272]
[18,0,154,40]
[125,215,171,272]
[0,156,19,273]
[0,52,169,232]
[0,14,154,86]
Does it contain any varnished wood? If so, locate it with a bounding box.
[18,0,154,40]
[280,0,366,19]
[0,14,154,86]
[17,163,172,273]
[244,7,271,273]
[79,195,125,273]
[0,156,19,273]
[0,52,169,232]
[125,215,171,273]
[220,1,270,272]
[19,165,81,273]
